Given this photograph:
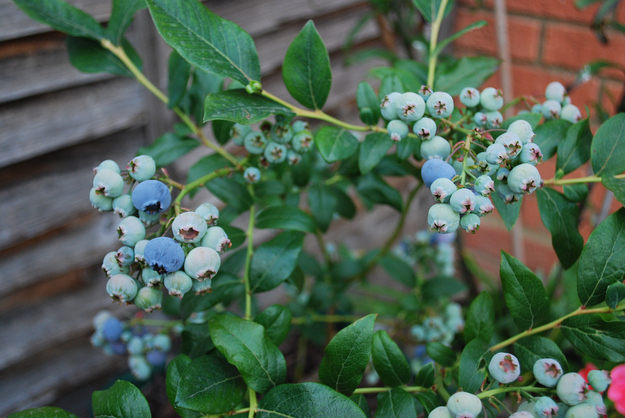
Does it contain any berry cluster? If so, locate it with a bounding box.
[394,230,456,277]
[410,302,464,346]
[90,311,173,380]
[529,81,582,123]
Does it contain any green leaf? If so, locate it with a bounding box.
[212,120,235,145]
[350,394,372,418]
[206,178,253,213]
[176,355,247,414]
[203,89,294,125]
[433,21,487,57]
[378,75,405,101]
[397,136,418,161]
[92,380,151,418]
[492,192,522,231]
[464,291,495,343]
[502,113,542,130]
[166,354,200,418]
[257,382,367,418]
[370,67,421,92]
[591,113,625,176]
[379,254,417,287]
[138,132,199,168]
[412,0,454,22]
[557,118,593,175]
[180,273,243,319]
[563,184,589,202]
[168,50,192,108]
[602,175,625,207]
[13,0,106,40]
[414,362,435,388]
[250,231,304,293]
[108,0,146,45]
[414,392,443,414]
[607,281,625,309]
[282,20,332,110]
[180,323,215,359]
[561,314,625,362]
[434,56,500,96]
[8,407,79,418]
[422,276,467,299]
[426,342,457,368]
[318,314,376,396]
[577,208,625,306]
[254,304,292,346]
[308,183,338,232]
[359,133,394,174]
[255,206,317,233]
[513,336,568,374]
[356,172,403,211]
[372,330,411,387]
[376,388,417,418]
[292,153,312,187]
[332,186,357,219]
[315,126,359,163]
[356,82,381,125]
[145,0,260,84]
[500,251,550,330]
[459,338,492,393]
[536,188,584,269]
[533,119,570,160]
[66,36,142,77]
[187,154,232,186]
[209,314,286,394]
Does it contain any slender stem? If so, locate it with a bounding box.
[248,388,257,418]
[543,173,625,186]
[173,167,233,208]
[352,385,427,395]
[158,177,185,190]
[244,196,256,321]
[440,118,474,136]
[477,385,551,399]
[490,302,625,351]
[427,0,450,87]
[434,365,451,402]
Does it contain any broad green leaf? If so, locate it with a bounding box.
[350,394,372,418]
[332,186,357,219]
[395,60,429,83]
[356,82,381,125]
[396,136,418,161]
[464,291,495,343]
[66,36,142,77]
[563,184,589,202]
[500,251,550,330]
[187,154,232,186]
[206,178,253,213]
[254,304,292,346]
[282,20,331,110]
[502,113,542,130]
[607,281,625,309]
[556,118,592,175]
[513,336,568,374]
[422,276,467,299]
[434,56,500,96]
[180,323,215,359]
[533,119,570,160]
[13,0,106,40]
[176,355,247,414]
[315,126,359,163]
[370,67,421,92]
[108,0,146,45]
[138,132,199,168]
[92,380,151,418]
[8,407,78,418]
[412,0,454,22]
[257,382,367,418]
[536,188,583,269]
[602,175,625,206]
[255,206,317,233]
[209,314,286,394]
[287,265,305,293]
[186,68,224,126]
[291,153,312,187]
[253,180,286,198]
[458,338,492,393]
[168,50,192,108]
[414,392,443,414]
[561,314,625,362]
[250,231,304,293]
[212,119,235,145]
[492,192,521,231]
[145,0,260,84]
[591,113,625,176]
[378,75,404,101]
[414,362,435,388]
[180,273,243,319]
[376,388,417,418]
[379,254,416,287]
[426,342,457,368]
[166,354,200,418]
[318,314,376,396]
[204,89,294,125]
[359,133,394,174]
[308,183,338,232]
[433,21,487,57]
[577,208,625,306]
[356,172,403,211]
[372,330,411,387]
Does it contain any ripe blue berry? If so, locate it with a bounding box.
[264,142,287,163]
[117,216,146,247]
[93,169,125,198]
[172,212,208,243]
[90,187,114,212]
[396,92,426,123]
[184,247,221,280]
[380,92,401,120]
[428,203,460,234]
[101,317,124,341]
[542,100,562,119]
[587,370,611,393]
[134,286,163,313]
[556,373,588,406]
[446,392,482,418]
[128,155,156,182]
[93,310,113,329]
[292,131,313,153]
[413,117,437,140]
[545,81,567,103]
[230,123,252,146]
[533,358,564,387]
[146,350,167,367]
[244,167,261,183]
[164,271,193,298]
[480,87,504,111]
[244,131,267,154]
[201,226,231,253]
[426,92,454,119]
[486,143,508,165]
[460,87,480,108]
[422,158,456,188]
[489,352,521,384]
[474,175,495,196]
[106,274,138,304]
[196,203,219,226]
[291,120,310,134]
[520,143,543,165]
[112,194,136,218]
[561,104,582,123]
[387,119,409,141]
[485,111,503,128]
[270,121,293,144]
[473,195,495,217]
[144,237,185,275]
[132,180,171,214]
[534,396,559,418]
[450,189,477,215]
[430,178,457,203]
[421,135,451,160]
[508,163,542,195]
[507,120,535,144]
[94,159,120,175]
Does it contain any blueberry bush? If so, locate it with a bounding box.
[9,0,625,417]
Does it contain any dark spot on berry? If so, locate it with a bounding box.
[144,203,162,214]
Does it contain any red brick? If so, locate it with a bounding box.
[542,22,625,71]
[453,7,541,63]
[457,0,601,24]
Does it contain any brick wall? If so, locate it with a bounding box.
[452,0,624,275]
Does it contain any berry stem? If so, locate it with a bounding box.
[352,385,427,395]
[173,167,234,207]
[543,173,625,186]
[427,0,450,87]
[243,189,256,321]
[248,388,257,418]
[477,385,551,399]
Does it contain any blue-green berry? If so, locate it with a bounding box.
[542,100,562,119]
[142,267,162,287]
[430,178,457,203]
[533,358,564,387]
[93,310,113,329]
[507,120,535,144]
[473,195,495,217]
[413,117,437,140]
[421,135,451,160]
[562,95,572,106]
[545,81,567,102]
[134,286,163,312]
[557,373,588,406]
[495,132,523,158]
[486,143,508,165]
[94,159,120,174]
[380,92,401,120]
[193,279,213,295]
[534,396,559,418]
[485,111,503,128]
[460,213,481,234]
[450,188,477,215]
[587,370,611,393]
[446,392,482,418]
[508,163,542,195]
[474,175,495,196]
[264,142,287,163]
[561,104,582,123]
[244,131,267,154]
[153,334,171,352]
[563,402,597,418]
[428,203,460,234]
[418,85,433,101]
[520,143,543,165]
[230,123,252,146]
[396,92,426,123]
[172,212,208,243]
[184,247,221,280]
[128,155,156,181]
[496,182,521,204]
[93,169,125,198]
[196,203,219,226]
[201,226,231,253]
[496,167,510,182]
[287,150,302,165]
[138,210,161,226]
[90,187,114,211]
[473,112,487,127]
[480,87,504,111]
[132,180,171,214]
[271,121,293,144]
[164,270,193,298]
[428,406,452,418]
[426,92,454,119]
[134,240,149,264]
[144,237,185,275]
[387,119,409,141]
[115,246,134,267]
[112,194,136,218]
[510,411,536,418]
[488,352,521,384]
[460,87,480,107]
[129,355,152,380]
[291,120,310,134]
[244,167,261,183]
[117,216,146,247]
[106,274,138,304]
[422,158,456,188]
[585,391,606,416]
[475,152,498,176]
[127,336,144,355]
[292,131,313,153]
[531,103,543,114]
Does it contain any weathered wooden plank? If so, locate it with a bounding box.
[0,0,111,42]
[0,128,144,251]
[0,78,145,168]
